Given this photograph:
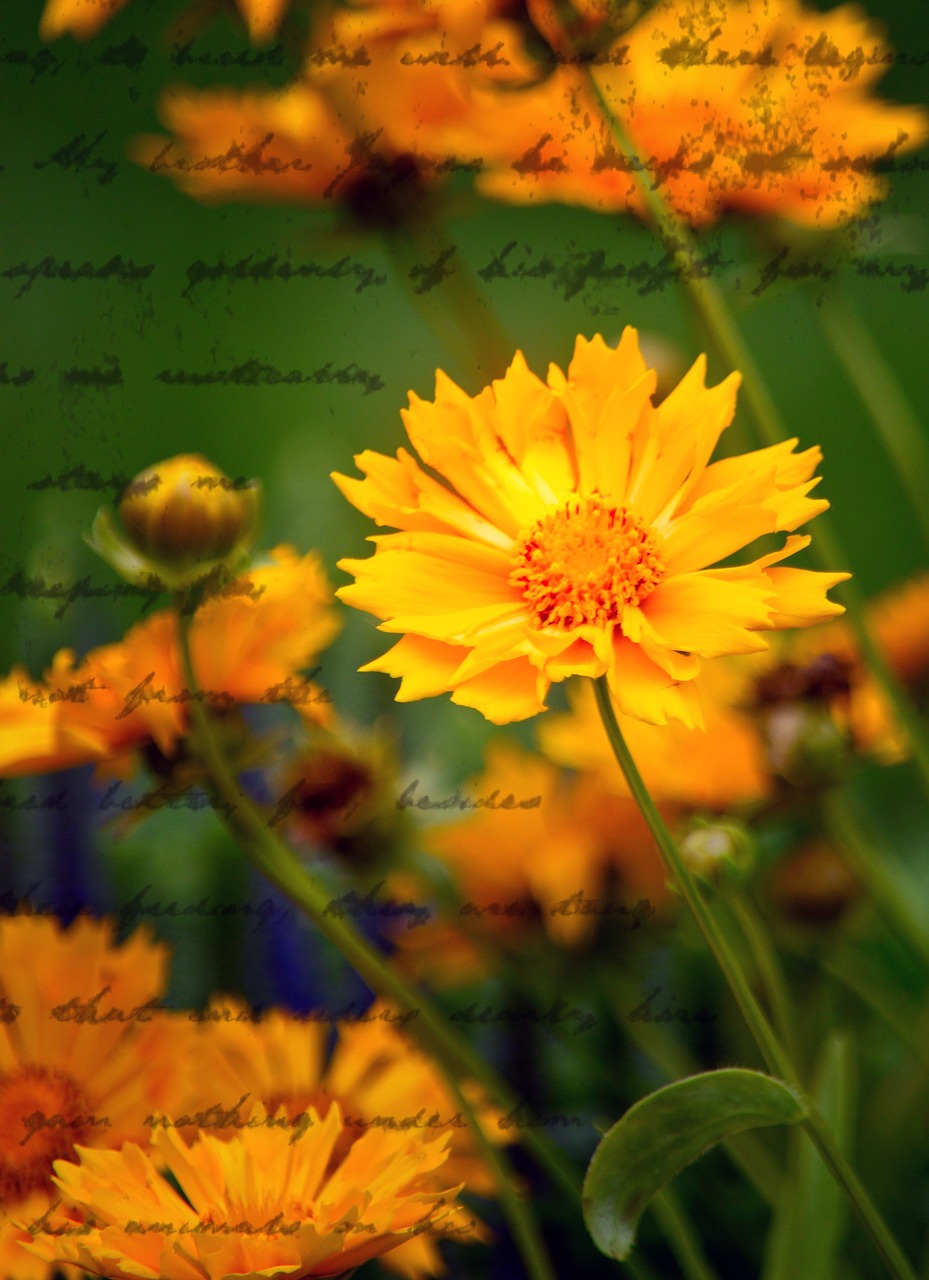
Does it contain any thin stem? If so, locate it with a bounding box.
[822,790,929,972]
[719,884,802,1069]
[593,676,918,1280]
[174,611,569,1280]
[582,69,929,811]
[653,1190,722,1280]
[818,287,929,556]
[383,220,515,386]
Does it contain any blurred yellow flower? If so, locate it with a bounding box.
[334,330,846,727]
[0,913,188,1280]
[459,0,928,226]
[0,547,339,778]
[25,1106,464,1280]
[395,740,668,959]
[540,662,771,810]
[40,0,293,43]
[186,997,496,1276]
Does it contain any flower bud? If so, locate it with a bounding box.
[88,455,260,590]
[763,703,851,789]
[679,819,754,885]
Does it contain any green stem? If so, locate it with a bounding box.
[582,69,929,812]
[821,790,929,972]
[383,219,515,386]
[818,286,929,556]
[174,611,569,1280]
[592,676,917,1280]
[719,884,802,1070]
[653,1190,721,1280]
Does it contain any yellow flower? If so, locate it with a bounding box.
[25,1107,465,1280]
[184,997,497,1276]
[460,0,928,226]
[0,912,188,1280]
[0,547,339,778]
[393,740,668,959]
[333,330,847,727]
[40,0,293,43]
[540,661,771,810]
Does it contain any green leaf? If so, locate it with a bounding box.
[583,1068,808,1261]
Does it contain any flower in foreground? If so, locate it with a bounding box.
[0,912,188,1280]
[0,546,339,779]
[185,997,496,1275]
[333,330,847,726]
[24,1108,464,1280]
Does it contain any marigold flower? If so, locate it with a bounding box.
[24,1107,464,1280]
[458,0,928,227]
[185,997,497,1275]
[0,912,189,1280]
[333,330,847,727]
[0,547,339,778]
[40,0,293,43]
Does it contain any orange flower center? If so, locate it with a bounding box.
[510,497,666,628]
[0,1066,92,1203]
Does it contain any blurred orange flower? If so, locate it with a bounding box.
[459,0,928,226]
[0,913,188,1280]
[40,0,294,43]
[0,547,339,779]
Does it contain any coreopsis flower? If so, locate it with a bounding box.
[394,740,667,961]
[0,912,189,1280]
[132,0,531,219]
[457,0,928,227]
[160,1000,494,1276]
[0,546,339,779]
[333,330,847,727]
[540,661,771,810]
[40,0,294,43]
[24,1108,465,1280]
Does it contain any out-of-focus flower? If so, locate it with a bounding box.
[540,664,771,811]
[456,0,928,227]
[132,0,533,220]
[768,839,861,924]
[334,330,846,727]
[393,740,667,963]
[0,912,189,1280]
[40,0,295,44]
[180,999,496,1276]
[24,1107,465,1280]
[0,547,339,779]
[90,455,260,592]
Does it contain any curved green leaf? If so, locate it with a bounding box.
[583,1068,808,1260]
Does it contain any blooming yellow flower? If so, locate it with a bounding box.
[0,547,339,779]
[540,661,771,810]
[25,1107,465,1280]
[184,997,496,1276]
[333,330,847,727]
[40,0,293,43]
[0,912,188,1280]
[455,0,928,226]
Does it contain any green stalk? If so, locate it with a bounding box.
[174,609,569,1280]
[821,790,929,972]
[719,884,802,1069]
[653,1190,722,1280]
[593,676,917,1280]
[818,287,929,555]
[582,70,929,811]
